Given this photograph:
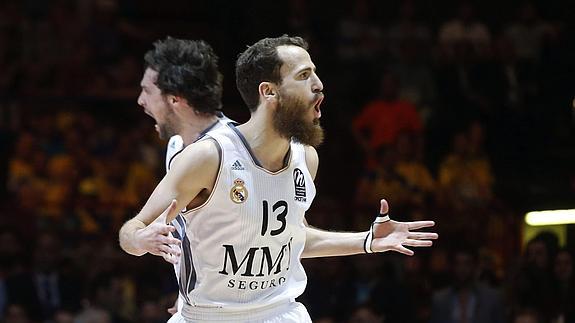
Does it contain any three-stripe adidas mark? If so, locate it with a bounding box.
[231,160,245,170]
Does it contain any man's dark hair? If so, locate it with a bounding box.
[144,37,223,115]
[235,35,308,112]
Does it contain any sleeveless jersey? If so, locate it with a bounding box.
[180,123,316,316]
[165,116,233,313]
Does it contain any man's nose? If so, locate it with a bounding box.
[311,74,323,93]
[137,92,145,107]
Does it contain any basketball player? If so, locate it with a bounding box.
[118,37,232,321]
[124,35,437,322]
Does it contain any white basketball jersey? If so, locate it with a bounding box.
[165,117,234,313]
[180,123,316,316]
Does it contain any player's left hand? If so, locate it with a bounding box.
[370,199,438,255]
[134,199,182,264]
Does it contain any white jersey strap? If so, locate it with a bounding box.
[166,135,184,172]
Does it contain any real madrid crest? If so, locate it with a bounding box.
[230,178,248,204]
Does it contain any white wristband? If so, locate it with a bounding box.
[364,224,375,253]
[374,214,390,224]
[363,212,390,254]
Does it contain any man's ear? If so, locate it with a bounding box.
[166,95,191,115]
[167,94,180,105]
[259,82,277,101]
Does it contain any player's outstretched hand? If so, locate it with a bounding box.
[134,199,182,264]
[370,199,438,255]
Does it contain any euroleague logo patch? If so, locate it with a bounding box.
[293,168,306,202]
[230,178,248,203]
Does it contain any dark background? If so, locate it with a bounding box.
[0,0,574,322]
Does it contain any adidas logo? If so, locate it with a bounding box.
[231,160,245,170]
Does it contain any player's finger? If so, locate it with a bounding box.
[159,244,181,257]
[171,243,181,256]
[379,199,389,215]
[153,224,176,235]
[394,245,414,256]
[403,239,433,247]
[148,248,163,257]
[166,198,181,218]
[407,221,435,230]
[156,199,178,224]
[161,252,179,265]
[158,234,182,245]
[167,304,178,315]
[160,249,180,264]
[161,235,182,245]
[408,232,439,240]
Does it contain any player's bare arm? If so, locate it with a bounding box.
[119,139,220,257]
[301,145,438,258]
[118,201,182,261]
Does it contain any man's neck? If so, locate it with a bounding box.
[236,112,291,172]
[179,114,219,146]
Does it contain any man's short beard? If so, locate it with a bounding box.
[157,124,173,140]
[157,107,179,140]
[273,92,324,147]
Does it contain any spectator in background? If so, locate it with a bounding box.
[512,309,542,323]
[74,307,112,323]
[0,228,28,316]
[286,0,312,40]
[437,121,493,211]
[314,316,337,323]
[386,2,435,121]
[332,0,385,104]
[389,39,437,123]
[353,72,423,169]
[53,308,76,323]
[435,121,495,246]
[7,132,38,192]
[139,299,168,323]
[300,257,352,321]
[336,0,383,67]
[0,30,20,95]
[551,249,575,323]
[352,256,385,307]
[83,272,132,323]
[438,2,491,59]
[506,233,558,323]
[91,54,141,99]
[39,155,76,223]
[386,0,432,63]
[430,245,505,323]
[5,232,81,321]
[355,131,434,227]
[367,256,416,323]
[348,303,384,323]
[393,133,435,209]
[504,2,553,65]
[490,36,538,113]
[402,254,434,323]
[354,145,409,223]
[2,304,32,323]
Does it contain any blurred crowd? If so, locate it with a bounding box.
[0,0,574,322]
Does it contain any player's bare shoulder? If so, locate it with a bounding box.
[303,145,319,180]
[168,138,221,189]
